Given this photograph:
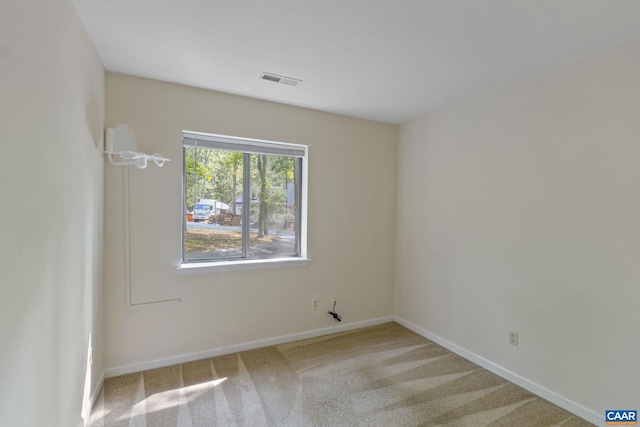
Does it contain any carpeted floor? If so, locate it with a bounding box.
[88,322,593,426]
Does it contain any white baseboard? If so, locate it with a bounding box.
[81,372,105,426]
[394,316,601,425]
[105,315,395,378]
[90,372,105,409]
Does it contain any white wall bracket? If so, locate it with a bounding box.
[105,126,170,169]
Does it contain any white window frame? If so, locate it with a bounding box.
[177,131,309,273]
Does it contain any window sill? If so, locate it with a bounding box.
[176,257,310,274]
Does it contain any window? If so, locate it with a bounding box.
[182,131,307,266]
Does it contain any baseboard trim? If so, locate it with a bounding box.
[394,316,601,425]
[89,372,105,410]
[105,315,395,378]
[81,372,105,426]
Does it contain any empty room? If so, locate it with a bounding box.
[2,0,640,426]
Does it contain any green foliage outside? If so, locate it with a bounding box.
[184,147,298,238]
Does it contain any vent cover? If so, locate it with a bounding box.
[260,72,302,87]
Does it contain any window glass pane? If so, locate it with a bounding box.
[183,147,244,261]
[249,154,300,259]
[182,134,304,264]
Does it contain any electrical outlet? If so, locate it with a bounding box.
[509,331,519,347]
[312,298,319,310]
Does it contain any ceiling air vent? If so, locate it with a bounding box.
[260,72,302,87]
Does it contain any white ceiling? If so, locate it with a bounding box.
[72,0,640,124]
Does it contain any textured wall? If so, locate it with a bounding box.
[0,0,105,426]
[396,37,640,417]
[104,73,397,370]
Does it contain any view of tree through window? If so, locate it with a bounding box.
[182,133,305,263]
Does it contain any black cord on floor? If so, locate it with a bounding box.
[328,300,342,322]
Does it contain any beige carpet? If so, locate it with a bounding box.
[88,322,593,426]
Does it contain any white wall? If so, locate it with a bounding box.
[0,0,105,426]
[396,38,640,418]
[104,73,397,370]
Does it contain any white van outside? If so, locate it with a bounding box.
[193,199,230,222]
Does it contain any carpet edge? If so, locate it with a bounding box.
[393,315,600,425]
[104,315,395,378]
